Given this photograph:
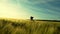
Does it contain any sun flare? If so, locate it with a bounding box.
[0,0,29,19]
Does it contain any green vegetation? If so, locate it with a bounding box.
[0,19,60,34]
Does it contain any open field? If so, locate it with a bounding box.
[0,18,60,34]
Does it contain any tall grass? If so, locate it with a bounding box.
[0,19,60,34]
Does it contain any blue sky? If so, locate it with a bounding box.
[0,0,60,20]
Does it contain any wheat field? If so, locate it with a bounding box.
[0,19,60,34]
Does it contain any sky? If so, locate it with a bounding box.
[0,0,60,20]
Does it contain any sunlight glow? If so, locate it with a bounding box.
[0,0,29,19]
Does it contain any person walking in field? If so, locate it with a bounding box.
[30,16,34,21]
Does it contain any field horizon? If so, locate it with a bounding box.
[0,17,60,21]
[0,18,60,34]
